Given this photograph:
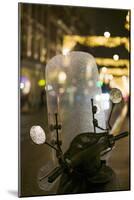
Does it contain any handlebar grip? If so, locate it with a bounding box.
[114,131,128,141]
[48,166,63,183]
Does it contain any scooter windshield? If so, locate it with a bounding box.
[46,51,106,153]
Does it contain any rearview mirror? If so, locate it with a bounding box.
[30,126,46,145]
[109,88,122,104]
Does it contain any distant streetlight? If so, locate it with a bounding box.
[62,48,70,56]
[58,72,67,84]
[102,67,107,73]
[38,79,46,87]
[104,31,111,38]
[113,54,119,61]
[20,82,24,89]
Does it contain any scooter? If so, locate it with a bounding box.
[30,52,129,194]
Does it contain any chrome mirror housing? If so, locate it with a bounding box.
[110,88,123,104]
[30,126,46,145]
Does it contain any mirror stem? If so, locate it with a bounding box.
[45,141,59,152]
[91,98,96,133]
[55,113,62,153]
[108,103,115,129]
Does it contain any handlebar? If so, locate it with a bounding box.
[114,131,128,141]
[47,131,129,183]
[48,166,63,183]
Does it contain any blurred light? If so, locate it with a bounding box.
[102,101,110,110]
[104,74,110,84]
[42,48,46,55]
[58,72,67,84]
[102,67,107,73]
[109,74,113,80]
[104,31,111,38]
[96,81,103,87]
[113,54,119,61]
[122,76,129,97]
[20,82,24,89]
[27,51,31,57]
[110,80,115,88]
[95,94,110,110]
[102,93,110,101]
[101,94,110,110]
[40,56,45,62]
[125,12,130,31]
[125,23,130,30]
[95,93,110,101]
[122,75,127,81]
[86,64,92,78]
[23,80,31,94]
[105,93,110,101]
[38,79,46,87]
[20,76,28,83]
[102,68,128,76]
[96,58,129,68]
[20,76,31,94]
[45,84,53,91]
[59,88,65,94]
[126,12,129,22]
[99,73,104,81]
[62,48,70,56]
[95,94,101,101]
[63,35,129,51]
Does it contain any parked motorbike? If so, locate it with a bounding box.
[30,52,128,194]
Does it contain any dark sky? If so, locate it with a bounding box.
[46,5,129,37]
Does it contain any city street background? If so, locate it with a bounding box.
[19,3,130,197]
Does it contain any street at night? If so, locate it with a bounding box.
[19,3,130,197]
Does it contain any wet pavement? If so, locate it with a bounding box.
[20,107,51,197]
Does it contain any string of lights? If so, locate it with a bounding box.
[95,58,129,68]
[63,35,129,52]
